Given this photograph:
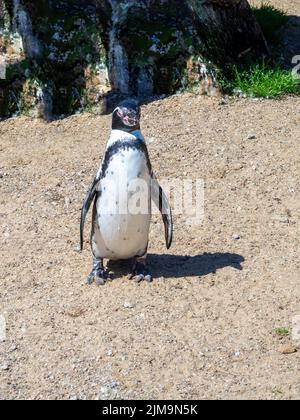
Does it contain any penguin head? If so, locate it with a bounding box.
[112,99,141,132]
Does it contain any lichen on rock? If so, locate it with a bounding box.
[0,0,268,119]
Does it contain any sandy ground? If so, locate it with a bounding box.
[1,0,300,401]
[1,92,299,400]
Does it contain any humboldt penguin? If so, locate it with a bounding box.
[80,99,172,285]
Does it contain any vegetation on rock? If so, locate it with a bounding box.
[220,3,300,98]
[251,2,288,44]
[230,61,300,98]
[0,0,270,119]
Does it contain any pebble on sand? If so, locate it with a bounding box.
[123,302,135,309]
[232,234,241,240]
[0,363,10,371]
[278,345,297,355]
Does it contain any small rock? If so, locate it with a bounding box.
[232,234,240,240]
[0,363,10,371]
[231,162,244,171]
[65,197,71,207]
[247,133,257,140]
[100,386,108,395]
[219,98,228,105]
[123,302,135,309]
[108,381,119,389]
[9,345,17,352]
[272,215,289,224]
[278,344,297,355]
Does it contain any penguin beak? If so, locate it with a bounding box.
[123,113,138,127]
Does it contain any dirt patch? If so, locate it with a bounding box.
[1,91,299,399]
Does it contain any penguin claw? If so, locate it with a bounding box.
[95,276,106,286]
[128,264,153,283]
[86,269,112,286]
[144,274,153,283]
[130,273,153,283]
[133,274,144,283]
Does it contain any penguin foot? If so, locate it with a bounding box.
[86,272,95,285]
[128,261,152,283]
[87,256,112,286]
[86,269,111,286]
[95,275,107,286]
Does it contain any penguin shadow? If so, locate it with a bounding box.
[148,252,245,279]
[105,252,244,280]
[106,259,134,279]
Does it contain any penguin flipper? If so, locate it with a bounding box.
[151,174,173,249]
[80,176,101,251]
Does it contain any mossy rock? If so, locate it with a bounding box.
[0,0,268,118]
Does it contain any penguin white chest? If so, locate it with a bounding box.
[94,145,151,260]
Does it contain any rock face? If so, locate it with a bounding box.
[0,0,268,119]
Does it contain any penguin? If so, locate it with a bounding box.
[80,99,173,285]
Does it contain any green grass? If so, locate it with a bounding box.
[230,62,300,98]
[274,327,290,337]
[251,2,289,43]
[218,4,299,98]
